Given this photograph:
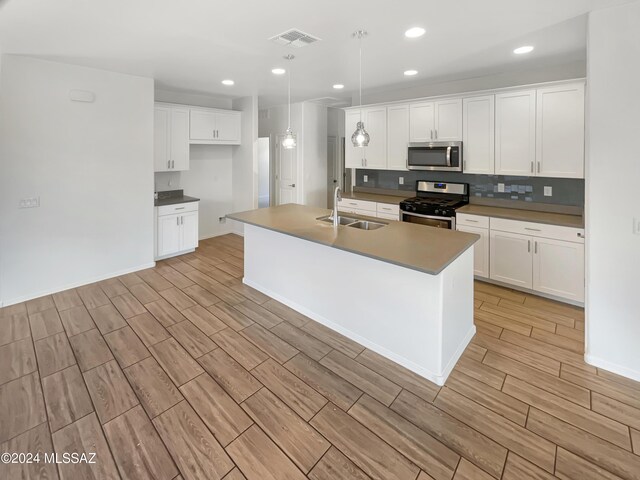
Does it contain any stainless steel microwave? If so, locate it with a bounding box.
[407,141,463,172]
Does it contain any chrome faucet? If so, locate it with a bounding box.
[332,186,342,227]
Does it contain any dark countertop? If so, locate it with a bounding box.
[154,189,200,207]
[227,204,479,275]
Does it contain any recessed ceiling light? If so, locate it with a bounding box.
[221,79,234,86]
[405,27,426,38]
[272,68,286,75]
[404,70,418,76]
[333,84,344,89]
[513,45,534,55]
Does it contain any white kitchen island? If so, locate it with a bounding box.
[228,204,479,385]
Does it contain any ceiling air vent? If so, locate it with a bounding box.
[270,29,321,48]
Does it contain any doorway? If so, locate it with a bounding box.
[258,137,270,208]
[327,135,345,207]
[274,133,298,205]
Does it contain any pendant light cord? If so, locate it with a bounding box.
[359,32,363,122]
[288,66,291,129]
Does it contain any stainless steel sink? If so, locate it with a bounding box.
[348,220,387,230]
[316,215,359,225]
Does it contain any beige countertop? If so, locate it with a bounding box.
[457,204,584,228]
[227,204,479,275]
[341,191,406,205]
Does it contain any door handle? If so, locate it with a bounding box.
[528,240,531,253]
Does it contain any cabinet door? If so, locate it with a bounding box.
[362,108,387,169]
[216,112,241,143]
[457,225,489,278]
[490,230,533,288]
[154,106,171,172]
[495,90,536,176]
[386,105,409,170]
[533,237,584,302]
[409,102,435,142]
[434,99,462,141]
[536,83,585,178]
[344,110,364,168]
[190,110,217,141]
[180,211,199,251]
[462,95,495,174]
[158,214,182,257]
[170,107,190,171]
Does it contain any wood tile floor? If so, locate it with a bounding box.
[1,233,639,480]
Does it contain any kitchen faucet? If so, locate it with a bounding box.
[333,186,342,227]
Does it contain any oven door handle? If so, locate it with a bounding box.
[446,146,452,167]
[401,211,453,221]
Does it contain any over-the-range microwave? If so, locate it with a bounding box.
[407,141,463,172]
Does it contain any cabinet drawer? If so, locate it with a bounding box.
[490,217,584,243]
[338,198,377,212]
[456,213,489,228]
[376,203,400,216]
[158,202,199,217]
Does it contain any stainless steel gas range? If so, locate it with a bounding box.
[399,181,469,229]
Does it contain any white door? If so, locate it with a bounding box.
[327,136,339,208]
[154,106,170,172]
[216,112,241,142]
[158,214,182,257]
[457,225,489,278]
[490,230,533,289]
[495,90,536,176]
[387,105,409,170]
[190,110,216,141]
[533,237,584,302]
[363,107,387,169]
[434,99,462,141]
[462,95,495,174]
[409,102,435,142]
[181,211,199,251]
[344,110,364,168]
[536,83,585,178]
[276,134,298,205]
[170,107,190,171]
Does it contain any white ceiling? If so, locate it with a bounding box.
[0,0,631,107]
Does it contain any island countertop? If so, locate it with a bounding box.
[227,204,479,275]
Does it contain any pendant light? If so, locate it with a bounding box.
[351,30,369,148]
[282,54,296,149]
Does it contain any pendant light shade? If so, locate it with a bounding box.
[282,55,297,150]
[351,30,369,148]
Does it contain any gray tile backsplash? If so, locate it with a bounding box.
[355,169,584,207]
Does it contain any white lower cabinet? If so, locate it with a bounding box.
[457,224,489,278]
[489,230,534,289]
[533,237,584,302]
[156,203,199,259]
[337,199,400,221]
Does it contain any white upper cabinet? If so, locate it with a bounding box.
[345,110,364,168]
[362,107,387,169]
[462,95,495,174]
[495,89,537,176]
[409,102,435,142]
[386,105,409,170]
[189,108,241,145]
[434,99,463,141]
[536,83,585,178]
[154,104,189,172]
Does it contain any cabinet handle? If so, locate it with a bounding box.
[176,217,179,226]
[175,207,185,210]
[537,162,541,173]
[181,216,184,225]
[534,241,538,254]
[167,160,170,169]
[463,160,466,171]
[171,160,175,169]
[528,240,531,253]
[435,130,438,139]
[577,232,585,238]
[524,227,541,232]
[430,130,433,140]
[466,219,478,223]
[530,161,534,173]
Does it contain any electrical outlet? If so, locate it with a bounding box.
[19,197,40,208]
[544,186,553,197]
[219,216,226,224]
[633,217,640,235]
[497,183,505,193]
[398,176,404,185]
[363,175,368,182]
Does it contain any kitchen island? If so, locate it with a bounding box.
[227,204,479,385]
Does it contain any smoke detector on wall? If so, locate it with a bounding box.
[270,28,321,48]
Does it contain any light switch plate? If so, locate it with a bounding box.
[498,183,505,193]
[19,197,40,208]
[363,175,368,182]
[398,176,404,185]
[544,186,553,197]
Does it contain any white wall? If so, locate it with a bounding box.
[585,3,640,380]
[257,137,270,208]
[0,55,154,306]
[231,95,259,233]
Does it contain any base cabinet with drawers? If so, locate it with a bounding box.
[337,198,400,221]
[457,212,584,304]
[156,202,199,259]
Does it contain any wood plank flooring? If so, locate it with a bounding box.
[1,233,639,480]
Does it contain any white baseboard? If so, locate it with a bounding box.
[476,277,584,308]
[244,276,461,386]
[584,353,640,382]
[438,325,477,385]
[1,261,156,307]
